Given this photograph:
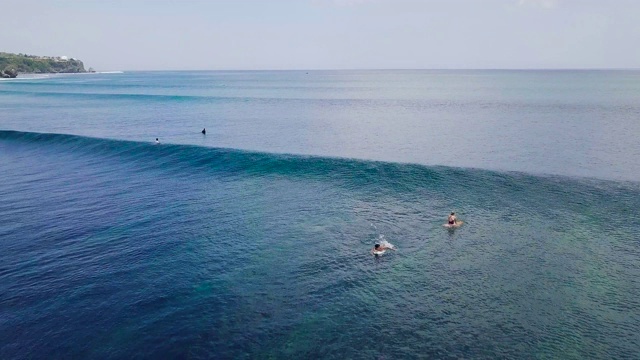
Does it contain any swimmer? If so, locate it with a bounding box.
[155,138,160,144]
[371,243,395,255]
[202,128,206,134]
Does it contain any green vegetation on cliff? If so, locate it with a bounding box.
[0,52,87,78]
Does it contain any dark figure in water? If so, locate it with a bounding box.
[202,128,206,134]
[155,138,159,144]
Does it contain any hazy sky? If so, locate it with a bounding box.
[2,0,639,70]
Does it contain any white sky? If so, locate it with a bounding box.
[1,0,639,70]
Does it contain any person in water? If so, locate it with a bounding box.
[371,243,395,255]
[202,128,206,134]
[448,212,457,225]
[155,138,160,144]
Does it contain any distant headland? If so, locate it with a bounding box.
[0,52,91,78]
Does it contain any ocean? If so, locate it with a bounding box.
[1,70,639,359]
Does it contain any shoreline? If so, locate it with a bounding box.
[0,71,124,80]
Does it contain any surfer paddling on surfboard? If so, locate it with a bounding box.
[444,212,463,228]
[371,242,396,256]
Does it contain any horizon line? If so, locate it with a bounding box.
[99,67,640,72]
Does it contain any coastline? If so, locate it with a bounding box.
[0,71,124,80]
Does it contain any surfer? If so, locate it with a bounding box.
[201,128,206,134]
[448,212,456,225]
[371,243,395,255]
[444,212,463,228]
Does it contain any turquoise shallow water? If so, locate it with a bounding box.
[1,71,640,358]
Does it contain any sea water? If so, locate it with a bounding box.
[1,71,639,358]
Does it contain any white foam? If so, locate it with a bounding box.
[376,234,396,249]
[0,74,50,81]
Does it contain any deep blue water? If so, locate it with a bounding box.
[1,71,639,359]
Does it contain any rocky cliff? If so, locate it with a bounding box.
[0,52,87,78]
